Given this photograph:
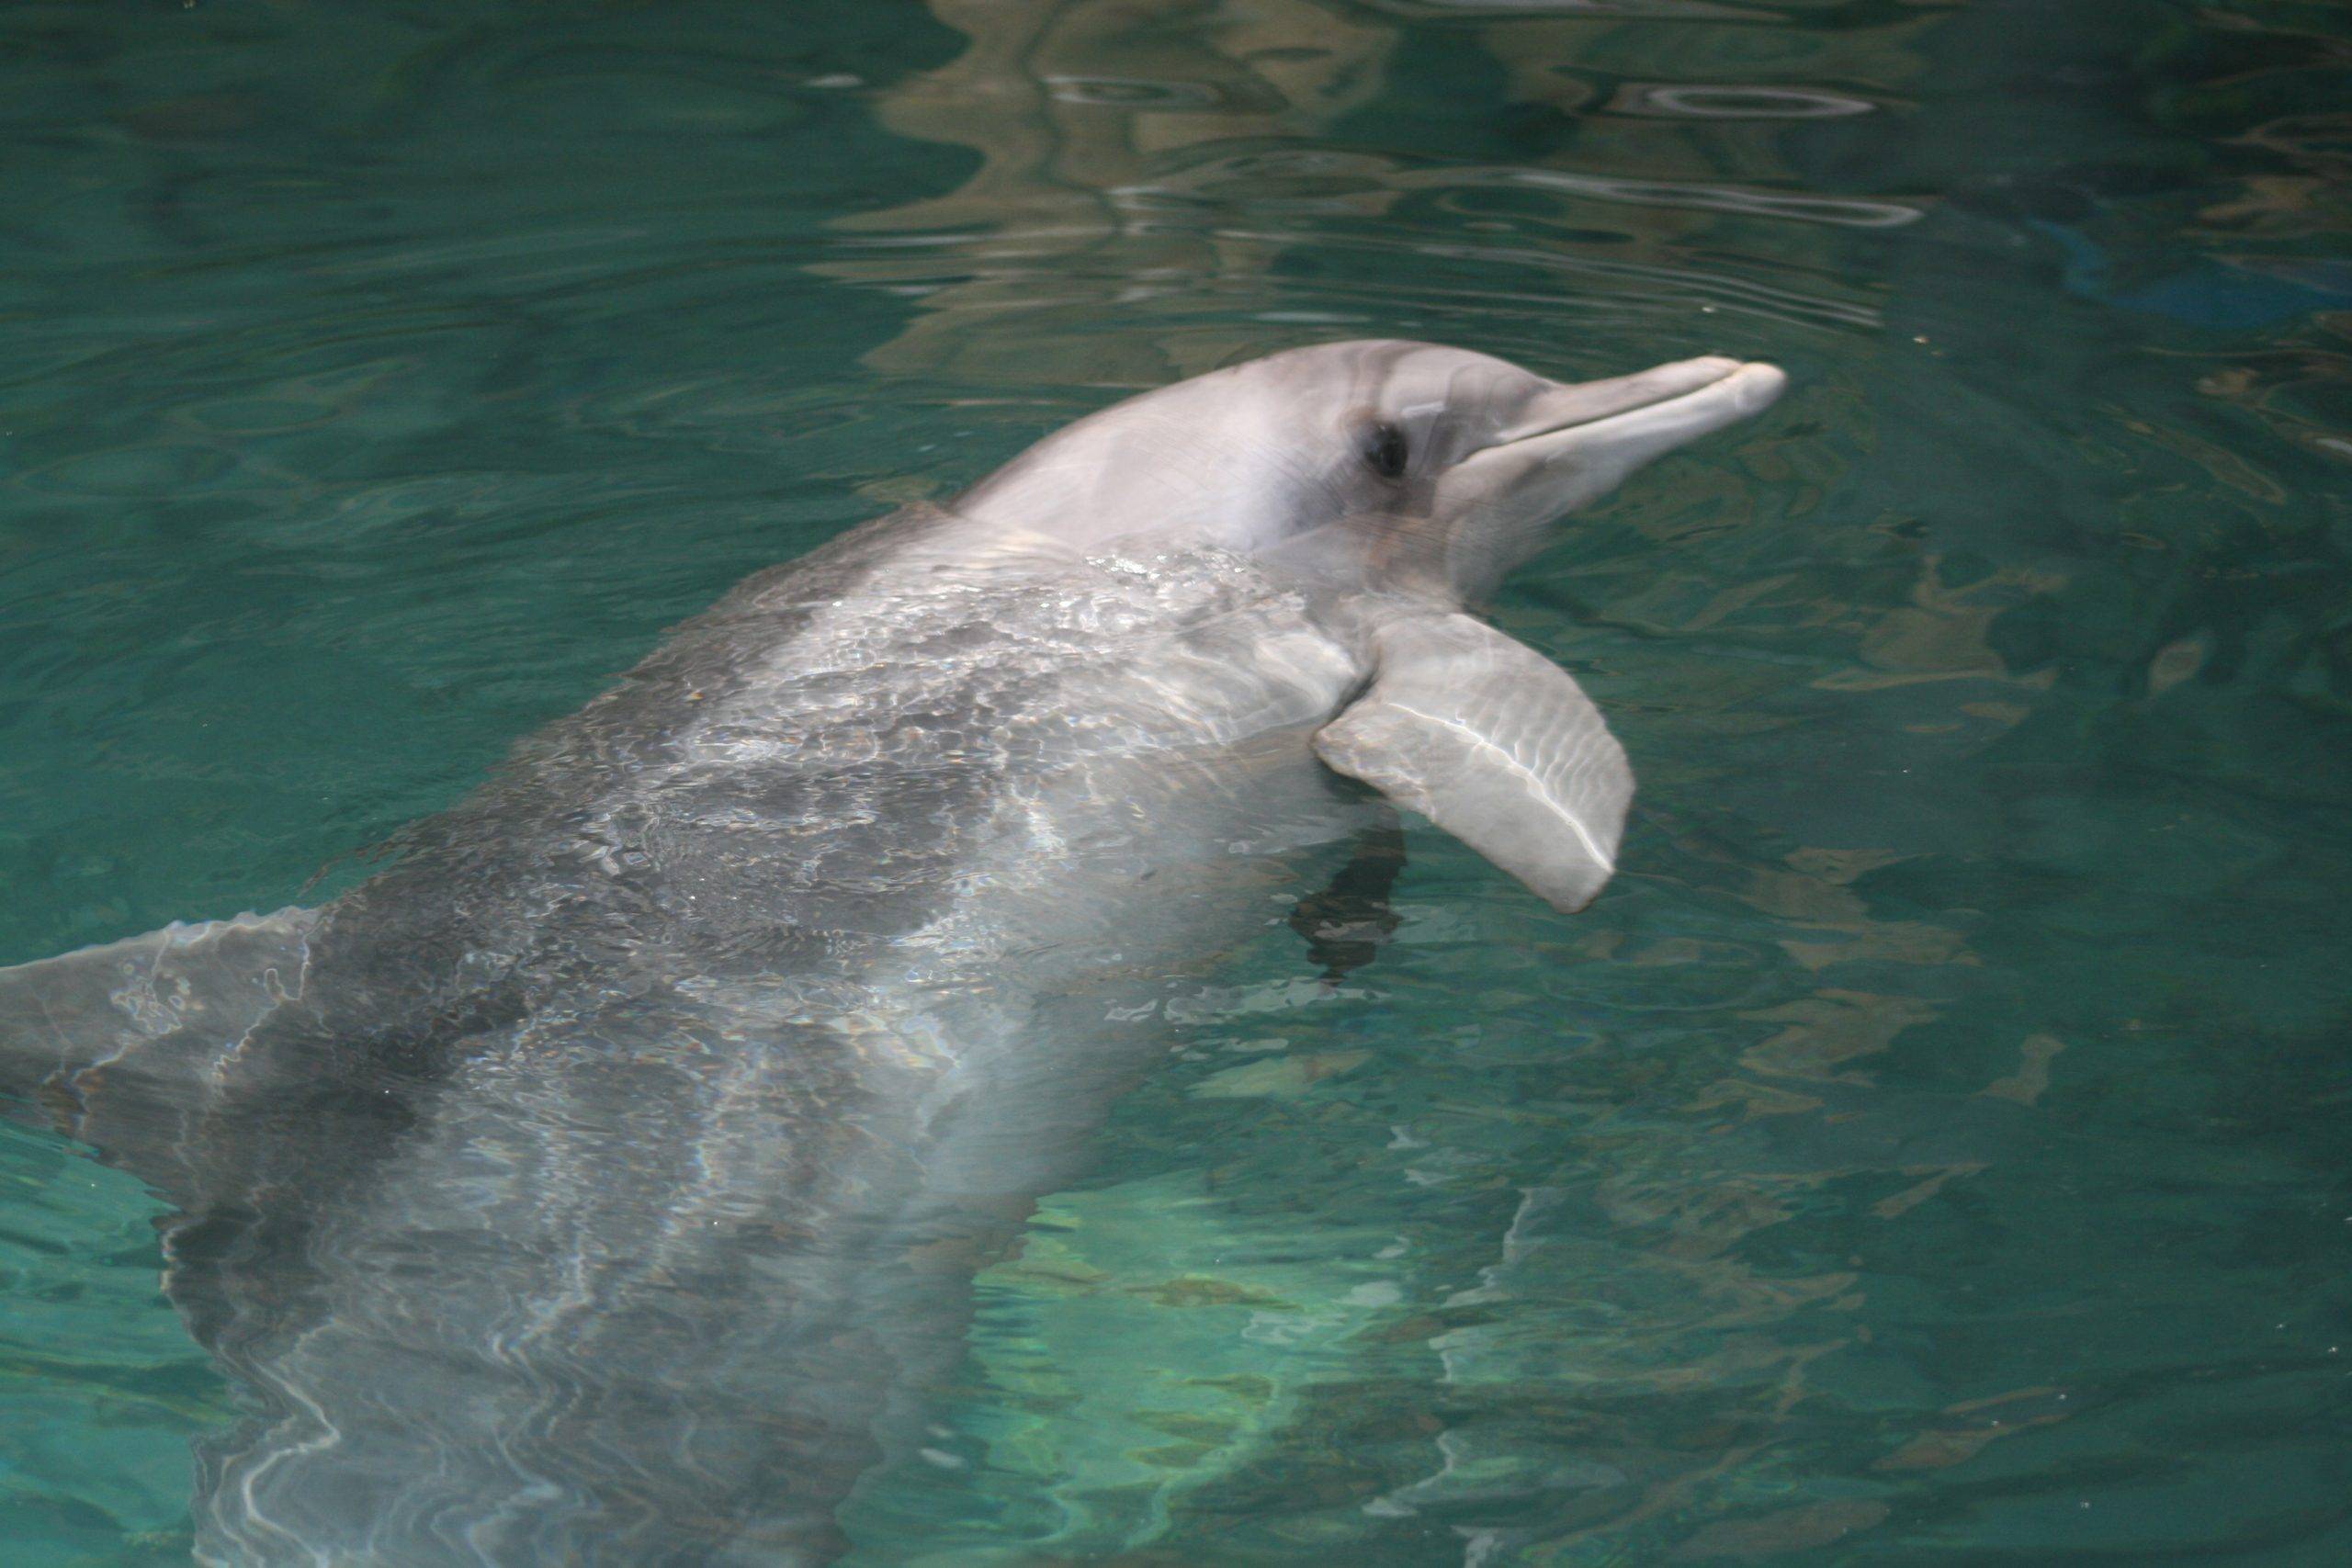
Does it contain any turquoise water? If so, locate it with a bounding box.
[3,0,2348,1562]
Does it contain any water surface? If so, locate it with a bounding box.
[2,1,2348,1562]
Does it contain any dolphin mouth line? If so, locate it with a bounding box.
[1481,356,1786,461]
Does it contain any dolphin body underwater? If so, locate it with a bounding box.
[0,341,1782,1563]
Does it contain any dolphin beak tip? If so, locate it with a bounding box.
[1730,360,1789,411]
[1669,357,1789,415]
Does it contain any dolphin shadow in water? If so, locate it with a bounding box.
[0,341,1784,1564]
[1289,822,1409,983]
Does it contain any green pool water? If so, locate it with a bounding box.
[2,1,2347,1562]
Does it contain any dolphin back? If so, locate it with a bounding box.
[0,909,322,1190]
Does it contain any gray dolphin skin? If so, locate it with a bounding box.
[0,340,1783,1564]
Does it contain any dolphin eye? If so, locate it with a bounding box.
[1363,420,1409,480]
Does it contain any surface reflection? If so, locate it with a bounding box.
[824,0,1403,383]
[822,0,1894,394]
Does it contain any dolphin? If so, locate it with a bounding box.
[0,340,1783,1564]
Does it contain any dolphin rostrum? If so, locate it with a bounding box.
[0,341,1784,1563]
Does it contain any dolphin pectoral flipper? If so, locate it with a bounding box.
[0,908,319,1160]
[1314,615,1634,915]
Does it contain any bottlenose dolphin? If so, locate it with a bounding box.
[0,340,1783,1564]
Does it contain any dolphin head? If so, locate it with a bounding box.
[953,339,1786,600]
